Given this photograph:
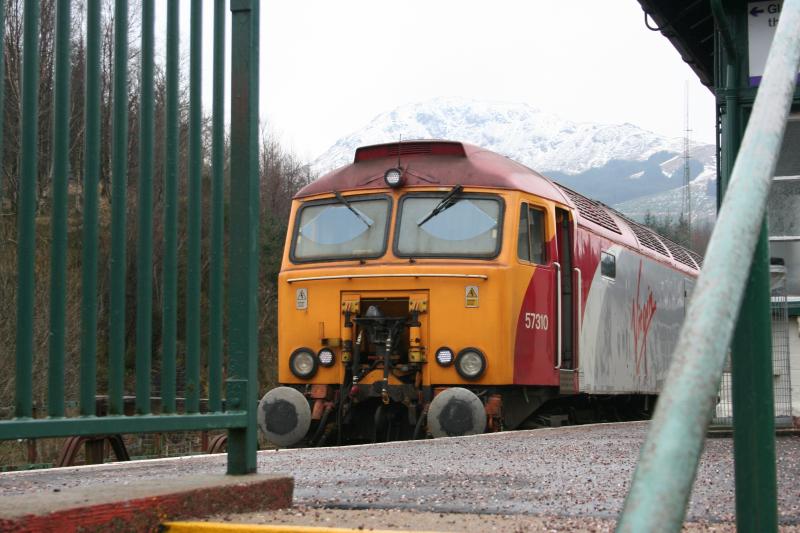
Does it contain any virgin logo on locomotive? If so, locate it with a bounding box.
[632,261,657,377]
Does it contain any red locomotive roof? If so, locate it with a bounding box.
[296,140,571,205]
[296,140,701,274]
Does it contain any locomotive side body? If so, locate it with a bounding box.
[575,237,694,394]
[258,141,700,446]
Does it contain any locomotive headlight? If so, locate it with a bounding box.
[435,347,454,366]
[318,348,335,367]
[289,348,318,379]
[384,167,403,188]
[455,348,486,380]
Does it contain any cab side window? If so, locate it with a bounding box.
[517,203,546,264]
[601,251,616,279]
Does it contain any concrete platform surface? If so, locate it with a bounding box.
[0,473,292,532]
[251,422,798,524]
[2,422,799,529]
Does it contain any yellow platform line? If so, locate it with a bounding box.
[162,522,440,533]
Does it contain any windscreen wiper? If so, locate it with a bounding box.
[417,184,463,227]
[334,190,372,227]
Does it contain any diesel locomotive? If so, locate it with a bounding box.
[257,140,701,446]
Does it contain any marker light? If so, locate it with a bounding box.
[455,348,486,380]
[384,168,403,188]
[318,348,335,367]
[435,347,454,366]
[289,348,318,379]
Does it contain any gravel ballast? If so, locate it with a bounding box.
[2,422,799,529]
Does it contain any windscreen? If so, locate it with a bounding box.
[292,196,390,261]
[396,194,502,257]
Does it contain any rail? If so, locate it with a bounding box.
[0,0,261,475]
[617,0,800,530]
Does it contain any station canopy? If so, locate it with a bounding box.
[637,0,715,88]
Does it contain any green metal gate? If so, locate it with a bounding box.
[0,0,261,475]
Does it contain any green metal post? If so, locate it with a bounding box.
[15,0,40,419]
[227,0,260,475]
[81,0,101,417]
[732,222,778,532]
[617,0,800,530]
[0,0,6,204]
[209,0,226,413]
[48,0,71,418]
[714,3,778,530]
[162,0,179,415]
[186,0,202,414]
[721,62,740,204]
[109,0,129,417]
[713,0,743,202]
[136,0,155,415]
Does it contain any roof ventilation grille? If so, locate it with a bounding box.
[354,141,466,163]
[556,185,622,234]
[661,237,699,270]
[688,249,704,268]
[388,142,432,156]
[628,222,671,258]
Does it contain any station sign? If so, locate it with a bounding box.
[748,1,800,86]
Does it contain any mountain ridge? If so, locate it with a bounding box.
[312,97,717,221]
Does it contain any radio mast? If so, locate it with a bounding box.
[682,81,692,243]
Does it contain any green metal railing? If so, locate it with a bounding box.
[1,0,261,475]
[618,0,800,531]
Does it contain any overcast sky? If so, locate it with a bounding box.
[160,1,717,162]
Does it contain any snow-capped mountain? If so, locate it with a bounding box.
[614,166,717,225]
[312,97,717,221]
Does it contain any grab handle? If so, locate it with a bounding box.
[553,262,562,369]
[573,267,582,365]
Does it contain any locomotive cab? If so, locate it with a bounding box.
[260,178,512,446]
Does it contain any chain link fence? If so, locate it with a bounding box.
[713,263,793,427]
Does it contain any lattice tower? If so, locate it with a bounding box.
[682,82,692,240]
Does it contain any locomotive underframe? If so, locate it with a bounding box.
[285,381,657,447]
